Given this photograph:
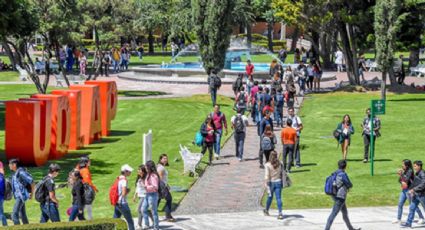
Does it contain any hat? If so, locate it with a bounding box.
[121,164,133,172]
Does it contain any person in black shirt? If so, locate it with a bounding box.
[40,164,61,223]
[69,170,85,221]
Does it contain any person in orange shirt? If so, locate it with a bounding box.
[281,119,298,173]
[76,156,98,220]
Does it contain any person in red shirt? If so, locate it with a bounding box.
[245,60,254,78]
[281,119,298,172]
[211,105,228,160]
[200,115,217,165]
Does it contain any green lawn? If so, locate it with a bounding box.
[0,71,19,82]
[264,92,425,209]
[0,84,235,223]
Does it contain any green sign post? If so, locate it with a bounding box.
[370,99,385,176]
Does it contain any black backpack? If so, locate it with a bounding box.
[237,92,247,107]
[83,183,96,205]
[233,78,242,91]
[35,176,50,203]
[234,115,245,133]
[4,179,12,201]
[17,168,33,195]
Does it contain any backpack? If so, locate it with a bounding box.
[276,94,284,107]
[109,176,126,206]
[17,168,33,194]
[237,92,247,108]
[158,180,169,199]
[83,183,96,205]
[324,171,340,195]
[194,131,204,146]
[35,176,50,203]
[232,78,242,91]
[261,136,273,151]
[4,178,12,201]
[234,115,245,133]
[210,75,221,89]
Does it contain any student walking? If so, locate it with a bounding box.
[40,164,61,223]
[336,115,355,160]
[76,156,98,220]
[133,165,147,229]
[208,70,221,106]
[0,162,7,226]
[211,105,228,159]
[112,164,135,230]
[394,160,424,224]
[232,74,244,96]
[401,161,425,228]
[143,161,160,230]
[157,154,175,222]
[281,119,297,173]
[259,111,274,168]
[361,108,381,163]
[9,158,34,225]
[325,160,361,230]
[263,151,284,219]
[261,125,277,165]
[288,107,303,168]
[112,47,121,73]
[246,60,254,79]
[79,53,87,75]
[274,88,284,127]
[235,86,248,115]
[69,170,85,221]
[231,108,249,161]
[200,115,217,165]
[250,81,260,123]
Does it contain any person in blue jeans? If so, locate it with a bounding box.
[113,164,135,230]
[325,160,361,230]
[274,88,284,127]
[40,163,61,223]
[263,151,284,219]
[211,105,228,159]
[9,158,34,225]
[208,70,220,107]
[394,159,424,224]
[0,162,7,226]
[69,170,85,221]
[401,161,425,228]
[143,161,160,230]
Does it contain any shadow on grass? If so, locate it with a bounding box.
[388,98,425,102]
[347,159,392,162]
[118,90,166,97]
[109,130,135,136]
[301,163,318,167]
[95,137,121,144]
[290,169,311,173]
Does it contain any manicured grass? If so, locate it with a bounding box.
[264,92,425,209]
[0,71,19,82]
[0,84,235,223]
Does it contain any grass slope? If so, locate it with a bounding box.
[265,92,425,209]
[0,84,235,223]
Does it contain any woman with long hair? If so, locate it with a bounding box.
[142,160,160,230]
[264,151,284,219]
[69,170,85,221]
[200,115,217,165]
[261,125,277,163]
[76,156,97,220]
[336,115,354,159]
[394,159,425,224]
[313,60,322,91]
[133,165,147,228]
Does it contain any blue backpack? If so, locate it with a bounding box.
[194,131,204,147]
[324,171,340,195]
[275,94,284,107]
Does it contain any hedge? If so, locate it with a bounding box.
[4,218,128,230]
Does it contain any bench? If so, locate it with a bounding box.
[410,64,425,77]
[179,144,202,176]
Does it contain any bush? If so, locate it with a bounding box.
[4,218,127,230]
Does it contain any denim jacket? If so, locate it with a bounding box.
[11,168,33,201]
[335,169,353,200]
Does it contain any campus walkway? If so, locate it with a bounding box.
[164,206,413,230]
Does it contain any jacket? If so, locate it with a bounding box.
[400,168,414,188]
[11,168,33,201]
[335,169,353,200]
[71,179,85,211]
[79,167,98,192]
[411,170,425,196]
[336,122,355,144]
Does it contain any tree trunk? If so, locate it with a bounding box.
[280,22,286,41]
[408,48,420,68]
[246,24,252,49]
[148,30,154,54]
[2,41,18,70]
[347,24,360,84]
[290,27,300,52]
[339,22,360,85]
[94,26,100,49]
[320,32,333,69]
[388,64,397,85]
[381,71,386,100]
[267,21,274,52]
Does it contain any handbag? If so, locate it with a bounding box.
[281,164,292,188]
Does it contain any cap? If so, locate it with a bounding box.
[121,164,133,172]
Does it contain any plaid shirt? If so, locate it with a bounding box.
[11,168,33,201]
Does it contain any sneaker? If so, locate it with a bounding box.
[419,218,425,224]
[277,214,284,220]
[263,209,269,216]
[238,158,242,162]
[392,219,401,224]
[260,165,265,169]
[363,159,368,163]
[142,226,150,230]
[296,164,301,168]
[400,223,412,228]
[165,217,176,222]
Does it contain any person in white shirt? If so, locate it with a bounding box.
[288,107,303,167]
[335,50,344,72]
[113,164,135,230]
[133,165,147,229]
[157,154,175,222]
[231,108,249,161]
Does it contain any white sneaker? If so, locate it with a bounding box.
[418,218,425,224]
[392,219,401,224]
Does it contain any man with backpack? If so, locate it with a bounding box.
[211,104,228,160]
[208,70,222,106]
[402,160,425,228]
[231,108,249,161]
[39,163,61,223]
[325,160,361,230]
[232,74,244,96]
[0,162,7,226]
[9,158,34,225]
[235,86,248,115]
[288,107,303,168]
[112,164,135,230]
[274,88,284,127]
[258,110,274,168]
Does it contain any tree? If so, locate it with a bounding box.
[374,0,403,99]
[232,0,255,48]
[253,0,276,52]
[192,0,235,74]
